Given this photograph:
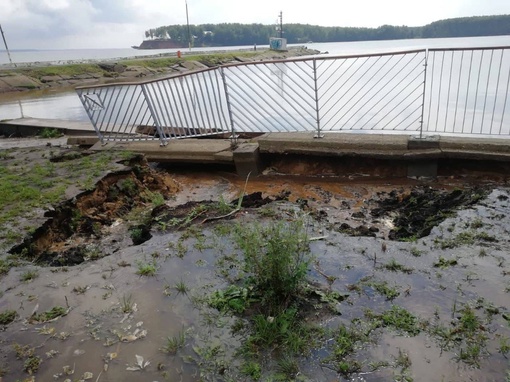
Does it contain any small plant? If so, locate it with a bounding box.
[162,330,186,354]
[174,279,189,295]
[0,309,17,325]
[30,306,68,323]
[383,258,413,274]
[23,355,42,374]
[121,294,135,313]
[433,256,458,269]
[20,269,39,282]
[39,127,61,138]
[410,247,424,257]
[499,336,510,357]
[241,361,261,380]
[234,219,311,314]
[365,280,400,300]
[367,306,421,336]
[276,356,300,379]
[136,260,157,277]
[143,190,165,207]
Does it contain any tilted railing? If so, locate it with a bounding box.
[76,45,510,145]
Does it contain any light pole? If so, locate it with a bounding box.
[0,24,16,67]
[186,0,191,52]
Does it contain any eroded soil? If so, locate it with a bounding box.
[0,144,509,382]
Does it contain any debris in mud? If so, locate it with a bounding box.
[375,186,489,241]
[335,223,379,237]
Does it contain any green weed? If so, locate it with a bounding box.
[162,330,186,354]
[241,361,261,380]
[0,309,17,325]
[433,256,458,269]
[30,306,67,323]
[435,231,497,249]
[174,279,189,295]
[20,270,39,282]
[410,247,424,257]
[383,258,413,274]
[234,220,311,314]
[39,128,61,138]
[120,294,135,313]
[367,306,421,336]
[136,260,157,277]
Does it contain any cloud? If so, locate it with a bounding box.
[1,0,508,49]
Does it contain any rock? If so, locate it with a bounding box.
[98,63,126,73]
[40,75,62,83]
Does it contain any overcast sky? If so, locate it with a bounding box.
[1,0,509,50]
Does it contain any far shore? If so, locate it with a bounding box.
[0,47,320,94]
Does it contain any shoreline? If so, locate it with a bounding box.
[0,47,319,94]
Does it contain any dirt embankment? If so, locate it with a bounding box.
[0,47,319,94]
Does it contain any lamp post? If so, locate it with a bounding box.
[0,24,16,67]
[186,0,191,51]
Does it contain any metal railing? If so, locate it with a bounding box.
[76,45,510,145]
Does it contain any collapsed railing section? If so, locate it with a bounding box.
[76,45,510,145]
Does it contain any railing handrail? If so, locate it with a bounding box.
[76,44,510,143]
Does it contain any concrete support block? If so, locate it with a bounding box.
[233,143,262,178]
[407,160,438,178]
[408,135,440,150]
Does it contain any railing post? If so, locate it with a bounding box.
[76,89,106,145]
[419,49,429,139]
[141,83,167,146]
[220,67,238,148]
[313,58,324,138]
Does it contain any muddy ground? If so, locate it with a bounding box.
[0,139,509,382]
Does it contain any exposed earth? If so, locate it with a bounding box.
[0,138,509,382]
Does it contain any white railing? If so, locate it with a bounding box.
[76,46,510,145]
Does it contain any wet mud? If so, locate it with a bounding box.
[1,156,510,381]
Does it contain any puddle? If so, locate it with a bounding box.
[1,164,510,381]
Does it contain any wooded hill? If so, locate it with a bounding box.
[145,14,510,47]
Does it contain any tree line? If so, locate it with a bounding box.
[143,15,510,47]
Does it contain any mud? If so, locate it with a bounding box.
[0,145,509,381]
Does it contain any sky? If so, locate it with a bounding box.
[0,0,509,50]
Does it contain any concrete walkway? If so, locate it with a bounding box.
[2,118,510,177]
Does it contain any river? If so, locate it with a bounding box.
[1,36,509,125]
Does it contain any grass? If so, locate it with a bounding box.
[365,280,400,300]
[20,63,104,79]
[0,149,130,247]
[174,279,189,295]
[121,294,135,313]
[20,270,39,282]
[233,219,311,314]
[0,310,17,325]
[366,306,422,336]
[162,330,186,354]
[135,260,158,277]
[30,306,67,323]
[434,230,498,249]
[429,305,488,367]
[39,127,61,138]
[383,258,413,274]
[433,256,458,269]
